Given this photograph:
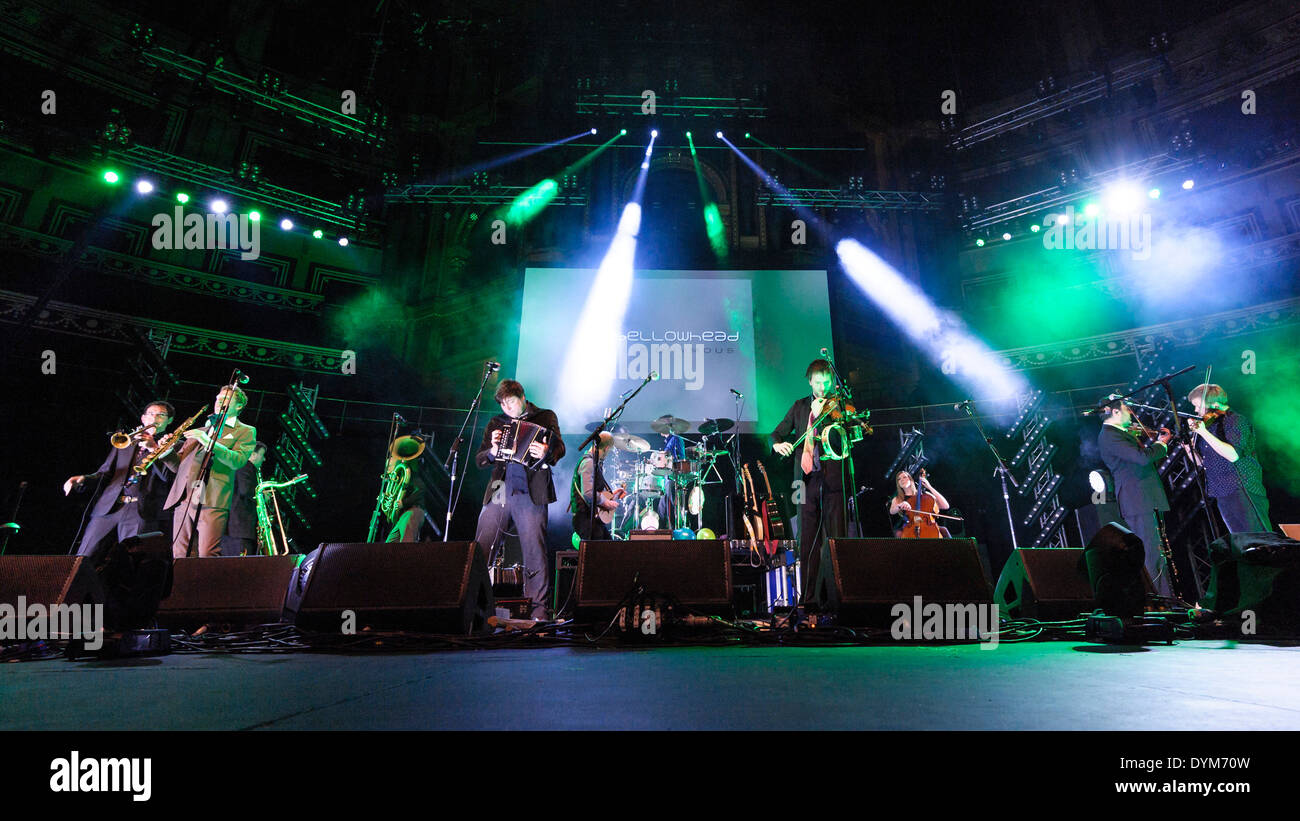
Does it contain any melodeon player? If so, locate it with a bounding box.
[474,379,565,621]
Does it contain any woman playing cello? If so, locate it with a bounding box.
[888,469,952,538]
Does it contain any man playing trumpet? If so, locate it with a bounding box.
[64,400,175,563]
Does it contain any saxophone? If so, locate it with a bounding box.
[133,407,208,475]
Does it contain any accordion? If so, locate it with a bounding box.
[498,419,550,468]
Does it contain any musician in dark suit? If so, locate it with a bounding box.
[1096,393,1174,597]
[770,359,844,610]
[64,401,175,563]
[218,441,266,557]
[571,432,623,543]
[162,386,258,558]
[474,379,566,620]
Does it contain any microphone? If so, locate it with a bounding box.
[620,372,659,399]
[486,361,501,372]
[730,388,744,398]
[232,369,251,385]
[394,412,406,424]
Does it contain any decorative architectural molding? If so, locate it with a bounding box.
[0,223,326,313]
[0,289,346,373]
[994,297,1300,370]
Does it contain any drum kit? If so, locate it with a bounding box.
[589,413,735,537]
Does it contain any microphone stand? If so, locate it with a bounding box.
[578,375,655,541]
[958,401,1020,550]
[442,363,496,542]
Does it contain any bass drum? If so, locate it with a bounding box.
[687,484,705,516]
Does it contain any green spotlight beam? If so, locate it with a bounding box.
[499,134,623,228]
[687,132,728,260]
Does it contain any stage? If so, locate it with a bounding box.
[6,638,1299,732]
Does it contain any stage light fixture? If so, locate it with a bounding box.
[210,199,229,213]
[685,131,692,138]
[715,131,723,139]
[590,128,597,135]
[280,218,293,230]
[651,129,658,138]
[744,132,751,139]
[1083,202,1100,218]
[248,210,261,222]
[975,238,985,247]
[102,170,120,184]
[312,229,323,239]
[1030,224,1041,232]
[620,129,627,135]
[338,237,349,246]
[134,180,154,194]
[1002,232,1012,241]
[175,192,189,204]
[1104,183,1141,214]
[1182,179,1195,190]
[1148,188,1161,199]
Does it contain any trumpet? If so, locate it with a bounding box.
[110,423,156,449]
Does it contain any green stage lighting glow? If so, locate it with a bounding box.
[975,238,985,247]
[1083,202,1100,217]
[102,171,120,184]
[620,129,627,135]
[1030,224,1041,232]
[175,192,189,204]
[312,229,324,239]
[248,210,261,222]
[506,179,559,226]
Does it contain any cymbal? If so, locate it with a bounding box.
[651,414,691,435]
[611,433,651,453]
[699,417,735,435]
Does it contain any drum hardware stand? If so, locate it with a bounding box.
[442,361,496,542]
[957,400,1020,550]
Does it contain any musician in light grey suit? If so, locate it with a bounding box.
[473,379,565,620]
[162,386,258,558]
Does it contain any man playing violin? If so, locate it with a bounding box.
[1186,383,1271,534]
[1096,393,1175,597]
[770,359,844,610]
[889,470,952,538]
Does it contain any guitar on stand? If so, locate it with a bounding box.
[755,462,789,552]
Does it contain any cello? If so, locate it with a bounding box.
[895,469,949,539]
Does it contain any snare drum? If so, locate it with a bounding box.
[672,459,699,479]
[634,462,663,496]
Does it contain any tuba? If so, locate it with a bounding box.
[378,434,427,522]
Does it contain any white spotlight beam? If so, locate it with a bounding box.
[835,238,1028,400]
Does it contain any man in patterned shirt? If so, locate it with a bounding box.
[1186,383,1272,534]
